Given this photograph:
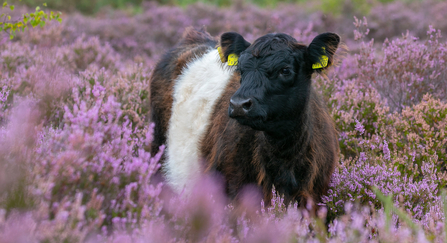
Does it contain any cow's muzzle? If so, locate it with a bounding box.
[229,97,252,118]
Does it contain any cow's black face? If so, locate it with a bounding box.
[229,43,309,133]
[221,32,340,136]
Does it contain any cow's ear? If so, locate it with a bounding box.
[307,32,340,71]
[218,32,251,64]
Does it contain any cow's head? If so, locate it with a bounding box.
[219,32,340,136]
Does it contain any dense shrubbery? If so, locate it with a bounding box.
[1,1,447,242]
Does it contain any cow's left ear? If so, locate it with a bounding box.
[218,32,251,65]
[307,32,340,71]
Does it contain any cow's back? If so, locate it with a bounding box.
[150,28,217,155]
[150,27,235,192]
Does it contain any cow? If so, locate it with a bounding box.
[150,27,340,207]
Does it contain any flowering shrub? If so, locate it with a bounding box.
[356,25,447,112]
[62,35,121,72]
[1,1,447,242]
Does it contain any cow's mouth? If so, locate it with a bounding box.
[232,115,267,130]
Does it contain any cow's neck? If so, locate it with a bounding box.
[262,103,311,159]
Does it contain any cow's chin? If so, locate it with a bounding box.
[233,115,295,139]
[233,116,268,131]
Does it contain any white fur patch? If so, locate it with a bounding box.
[165,49,234,193]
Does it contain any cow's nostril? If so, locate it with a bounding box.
[242,99,252,111]
[229,97,253,118]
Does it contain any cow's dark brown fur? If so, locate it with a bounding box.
[200,76,338,206]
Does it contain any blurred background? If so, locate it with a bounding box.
[5,0,447,66]
[9,0,445,16]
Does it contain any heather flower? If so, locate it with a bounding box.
[0,86,10,123]
[359,152,367,163]
[383,140,391,160]
[355,119,365,135]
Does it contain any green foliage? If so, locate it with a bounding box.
[318,0,395,15]
[2,176,34,212]
[13,0,143,14]
[1,1,62,39]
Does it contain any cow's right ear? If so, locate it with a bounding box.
[218,32,251,64]
[307,32,340,72]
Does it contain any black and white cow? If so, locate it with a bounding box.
[150,27,340,206]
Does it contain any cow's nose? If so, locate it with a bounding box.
[229,97,252,118]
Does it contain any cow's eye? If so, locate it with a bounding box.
[280,68,291,76]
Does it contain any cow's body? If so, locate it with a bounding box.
[150,27,339,205]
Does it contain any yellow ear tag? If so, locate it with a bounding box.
[312,47,329,69]
[217,46,225,63]
[217,46,238,66]
[227,54,238,66]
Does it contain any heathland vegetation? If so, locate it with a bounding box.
[1,0,447,242]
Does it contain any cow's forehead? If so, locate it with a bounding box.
[247,33,304,54]
[239,49,298,71]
